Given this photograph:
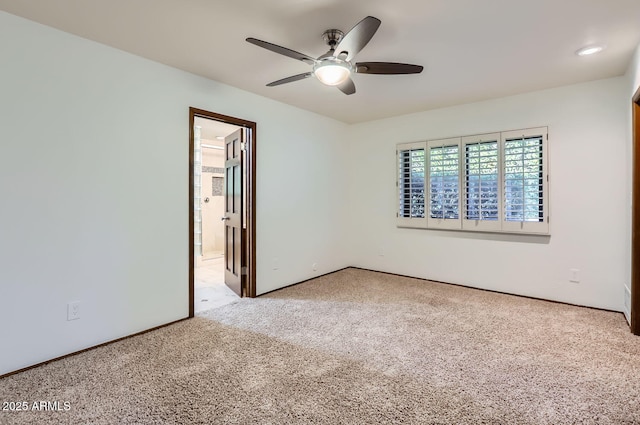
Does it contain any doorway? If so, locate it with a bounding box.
[189,108,257,317]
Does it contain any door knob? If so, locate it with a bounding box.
[204,197,210,203]
[221,216,230,221]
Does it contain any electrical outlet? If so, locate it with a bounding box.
[67,301,81,321]
[569,269,580,283]
[312,263,318,271]
[273,257,279,270]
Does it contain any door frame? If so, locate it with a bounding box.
[188,107,257,318]
[632,88,640,335]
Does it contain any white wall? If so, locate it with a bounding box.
[347,77,628,312]
[200,145,225,257]
[628,44,640,96]
[0,11,350,375]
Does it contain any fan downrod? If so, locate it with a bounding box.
[322,29,344,49]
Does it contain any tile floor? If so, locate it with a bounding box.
[194,256,240,313]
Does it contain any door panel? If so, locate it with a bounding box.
[224,129,243,296]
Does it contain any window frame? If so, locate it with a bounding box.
[396,127,550,235]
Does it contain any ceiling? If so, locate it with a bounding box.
[195,116,239,143]
[1,0,639,124]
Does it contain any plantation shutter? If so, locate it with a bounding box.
[396,127,549,235]
[462,133,501,231]
[397,142,427,228]
[427,138,461,229]
[502,127,549,234]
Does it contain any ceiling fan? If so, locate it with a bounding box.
[246,16,423,95]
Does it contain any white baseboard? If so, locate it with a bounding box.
[624,285,631,325]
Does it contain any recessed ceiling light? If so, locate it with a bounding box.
[576,44,606,56]
[201,144,223,150]
[215,136,224,140]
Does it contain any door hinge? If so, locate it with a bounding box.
[547,216,550,223]
[546,174,549,182]
[241,266,248,275]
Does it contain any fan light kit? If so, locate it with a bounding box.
[314,59,352,86]
[246,16,423,95]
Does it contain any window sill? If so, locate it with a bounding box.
[396,220,550,236]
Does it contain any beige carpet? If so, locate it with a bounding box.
[1,268,639,424]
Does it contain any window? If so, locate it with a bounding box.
[397,127,549,234]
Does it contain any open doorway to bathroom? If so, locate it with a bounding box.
[189,108,257,317]
[194,117,240,313]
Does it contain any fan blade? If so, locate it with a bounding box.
[246,38,316,65]
[266,72,313,87]
[337,77,356,95]
[334,16,381,61]
[355,62,424,75]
